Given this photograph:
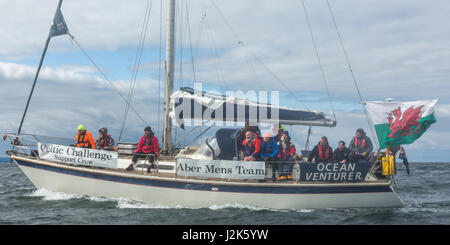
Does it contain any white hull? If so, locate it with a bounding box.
[13,156,404,209]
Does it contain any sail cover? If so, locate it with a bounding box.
[365,99,438,149]
[169,88,336,128]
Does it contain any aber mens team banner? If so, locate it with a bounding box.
[176,158,266,180]
[38,143,118,169]
[365,99,437,149]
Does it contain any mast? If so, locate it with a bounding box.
[163,0,175,154]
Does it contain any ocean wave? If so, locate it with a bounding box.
[399,206,450,214]
[116,198,185,209]
[208,203,314,213]
[209,203,270,211]
[30,188,84,201]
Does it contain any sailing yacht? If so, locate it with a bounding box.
[5,0,439,209]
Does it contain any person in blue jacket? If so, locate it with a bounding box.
[260,132,279,181]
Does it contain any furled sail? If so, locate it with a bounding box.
[169,87,336,128]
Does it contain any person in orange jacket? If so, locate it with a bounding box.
[75,125,96,149]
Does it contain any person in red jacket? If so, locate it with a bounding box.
[240,131,261,161]
[126,126,160,173]
[277,131,296,180]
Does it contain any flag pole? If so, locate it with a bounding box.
[16,0,64,136]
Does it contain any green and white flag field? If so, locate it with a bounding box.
[365,99,437,149]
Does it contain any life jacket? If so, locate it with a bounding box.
[354,137,366,148]
[76,132,93,149]
[243,139,256,156]
[262,140,275,154]
[142,134,155,153]
[318,144,330,160]
[97,134,111,148]
[278,140,295,160]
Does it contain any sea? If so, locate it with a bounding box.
[0,157,449,225]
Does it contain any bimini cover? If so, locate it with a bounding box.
[192,128,240,160]
[170,88,336,128]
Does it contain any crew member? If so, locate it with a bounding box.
[240,131,261,161]
[277,130,296,180]
[273,124,286,142]
[308,136,333,163]
[96,127,115,151]
[349,128,374,162]
[126,126,160,173]
[75,125,96,149]
[333,140,351,163]
[260,132,279,181]
[236,120,261,149]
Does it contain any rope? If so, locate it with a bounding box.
[209,0,311,111]
[185,0,198,85]
[325,0,380,148]
[119,0,153,141]
[177,0,185,88]
[157,0,163,139]
[206,0,259,88]
[300,0,336,121]
[68,34,151,128]
[203,10,227,91]
[325,0,362,102]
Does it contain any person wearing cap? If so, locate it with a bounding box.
[308,136,333,163]
[96,127,115,151]
[240,130,261,161]
[126,126,160,173]
[273,124,286,142]
[333,140,351,163]
[277,130,296,180]
[349,128,374,162]
[75,125,96,149]
[260,132,279,181]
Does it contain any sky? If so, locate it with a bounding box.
[1,0,449,162]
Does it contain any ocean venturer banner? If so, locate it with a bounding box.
[365,99,437,149]
[176,158,266,180]
[299,161,372,183]
[38,143,118,169]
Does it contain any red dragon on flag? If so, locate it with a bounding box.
[386,105,424,138]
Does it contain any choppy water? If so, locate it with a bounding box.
[1,158,449,225]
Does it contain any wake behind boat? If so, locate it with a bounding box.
[3,0,438,209]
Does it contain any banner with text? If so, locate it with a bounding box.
[299,161,373,183]
[38,142,118,169]
[176,158,265,180]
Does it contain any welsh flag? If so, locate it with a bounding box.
[365,99,437,149]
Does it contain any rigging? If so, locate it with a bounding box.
[119,0,154,142]
[300,0,337,122]
[325,0,380,148]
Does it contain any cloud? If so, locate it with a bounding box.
[0,62,163,141]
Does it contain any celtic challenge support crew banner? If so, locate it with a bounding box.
[38,142,118,169]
